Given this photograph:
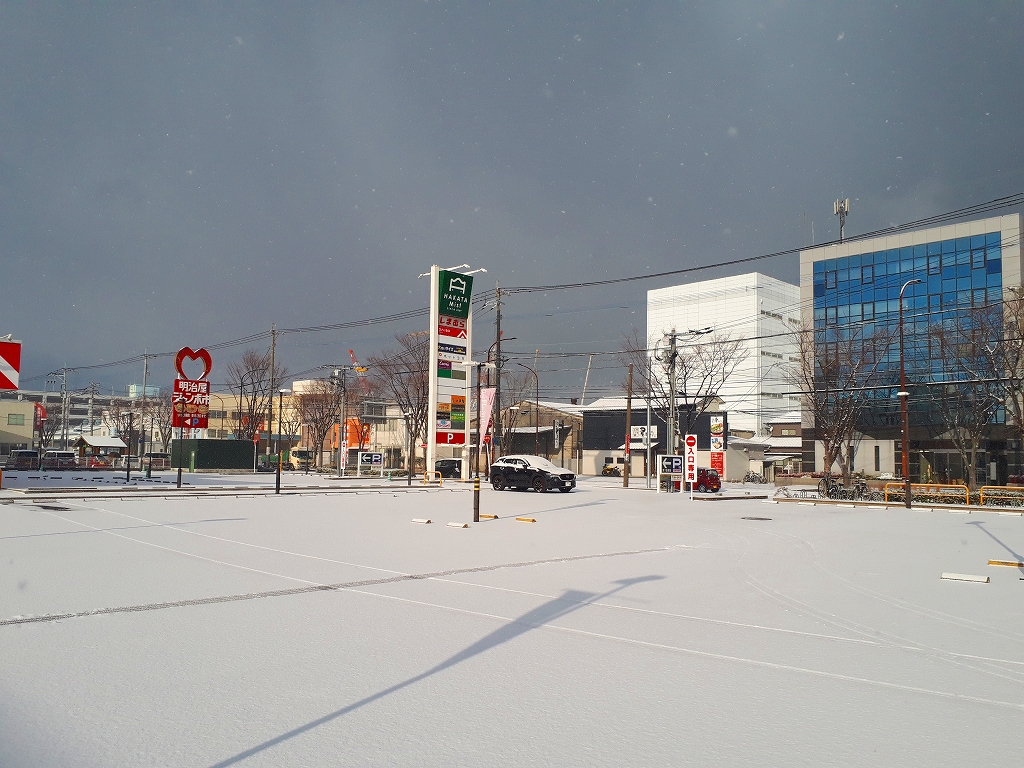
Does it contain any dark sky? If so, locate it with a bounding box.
[2,2,1021,398]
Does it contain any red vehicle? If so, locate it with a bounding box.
[83,455,113,469]
[694,467,721,493]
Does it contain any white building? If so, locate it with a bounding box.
[647,272,801,436]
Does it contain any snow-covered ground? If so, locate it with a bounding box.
[2,480,1022,767]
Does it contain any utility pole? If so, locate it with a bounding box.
[624,363,632,488]
[493,283,503,460]
[266,325,276,459]
[581,354,594,405]
[667,329,678,458]
[337,369,347,477]
[834,198,850,242]
[60,369,69,450]
[646,358,652,490]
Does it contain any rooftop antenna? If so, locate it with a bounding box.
[834,198,850,242]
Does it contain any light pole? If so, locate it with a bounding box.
[518,363,540,455]
[402,410,413,486]
[898,278,923,509]
[276,388,286,494]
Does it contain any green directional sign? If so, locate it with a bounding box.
[438,270,474,319]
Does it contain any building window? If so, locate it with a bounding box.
[874,445,881,472]
[7,413,25,426]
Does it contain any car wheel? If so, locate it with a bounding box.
[697,483,707,493]
[492,475,505,491]
[533,477,547,493]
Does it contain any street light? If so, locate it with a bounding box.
[898,278,923,509]
[517,363,540,456]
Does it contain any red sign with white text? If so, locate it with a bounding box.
[684,434,697,482]
[172,378,211,429]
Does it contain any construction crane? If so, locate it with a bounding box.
[348,349,371,395]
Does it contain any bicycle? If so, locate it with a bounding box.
[743,471,766,484]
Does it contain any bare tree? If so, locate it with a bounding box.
[789,322,896,484]
[38,401,63,449]
[987,288,1024,445]
[152,391,175,451]
[368,332,430,471]
[928,304,1002,491]
[619,328,747,449]
[102,398,139,455]
[296,379,343,468]
[224,348,289,442]
[498,371,533,455]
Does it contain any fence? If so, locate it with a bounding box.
[883,482,970,505]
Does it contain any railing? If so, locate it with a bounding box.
[978,485,1024,507]
[883,482,970,505]
[422,471,443,486]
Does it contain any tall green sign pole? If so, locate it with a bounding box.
[426,265,479,483]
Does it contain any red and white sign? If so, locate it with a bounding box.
[0,340,22,390]
[437,431,466,445]
[172,378,211,429]
[684,434,697,483]
[710,452,724,474]
[437,315,468,339]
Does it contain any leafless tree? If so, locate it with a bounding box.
[102,398,140,455]
[986,288,1024,444]
[789,322,896,484]
[368,332,430,470]
[152,391,176,451]
[928,304,1002,491]
[296,379,343,468]
[498,371,534,455]
[619,328,747,450]
[278,398,303,452]
[38,401,63,449]
[225,348,289,442]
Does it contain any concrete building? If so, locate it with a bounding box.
[647,272,801,437]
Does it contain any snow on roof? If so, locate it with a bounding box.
[74,435,127,449]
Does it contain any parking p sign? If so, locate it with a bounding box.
[684,434,697,483]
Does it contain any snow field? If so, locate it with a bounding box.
[2,482,1023,766]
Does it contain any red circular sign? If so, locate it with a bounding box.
[685,435,697,447]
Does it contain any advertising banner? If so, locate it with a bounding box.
[478,387,496,440]
[172,378,210,429]
[710,452,724,474]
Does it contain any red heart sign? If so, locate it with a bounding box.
[174,347,213,380]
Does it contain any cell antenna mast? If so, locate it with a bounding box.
[834,198,850,242]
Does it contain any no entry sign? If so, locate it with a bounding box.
[684,434,697,482]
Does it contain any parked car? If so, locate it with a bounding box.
[5,450,39,470]
[41,450,78,470]
[694,467,721,493]
[434,458,463,479]
[490,455,576,493]
[141,452,171,470]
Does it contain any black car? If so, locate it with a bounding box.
[490,455,576,493]
[434,459,463,479]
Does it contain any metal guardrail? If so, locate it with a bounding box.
[978,485,1024,506]
[883,482,969,505]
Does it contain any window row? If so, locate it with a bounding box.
[811,232,1001,273]
[814,271,1001,307]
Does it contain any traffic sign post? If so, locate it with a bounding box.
[684,434,697,500]
[657,454,683,494]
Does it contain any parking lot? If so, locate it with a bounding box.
[2,479,1022,766]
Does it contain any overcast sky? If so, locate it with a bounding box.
[2,2,1021,397]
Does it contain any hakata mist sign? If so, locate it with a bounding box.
[0,339,22,390]
[172,346,212,430]
[427,266,477,478]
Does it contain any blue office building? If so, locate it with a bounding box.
[799,214,1022,483]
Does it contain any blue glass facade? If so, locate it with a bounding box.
[812,232,1002,382]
